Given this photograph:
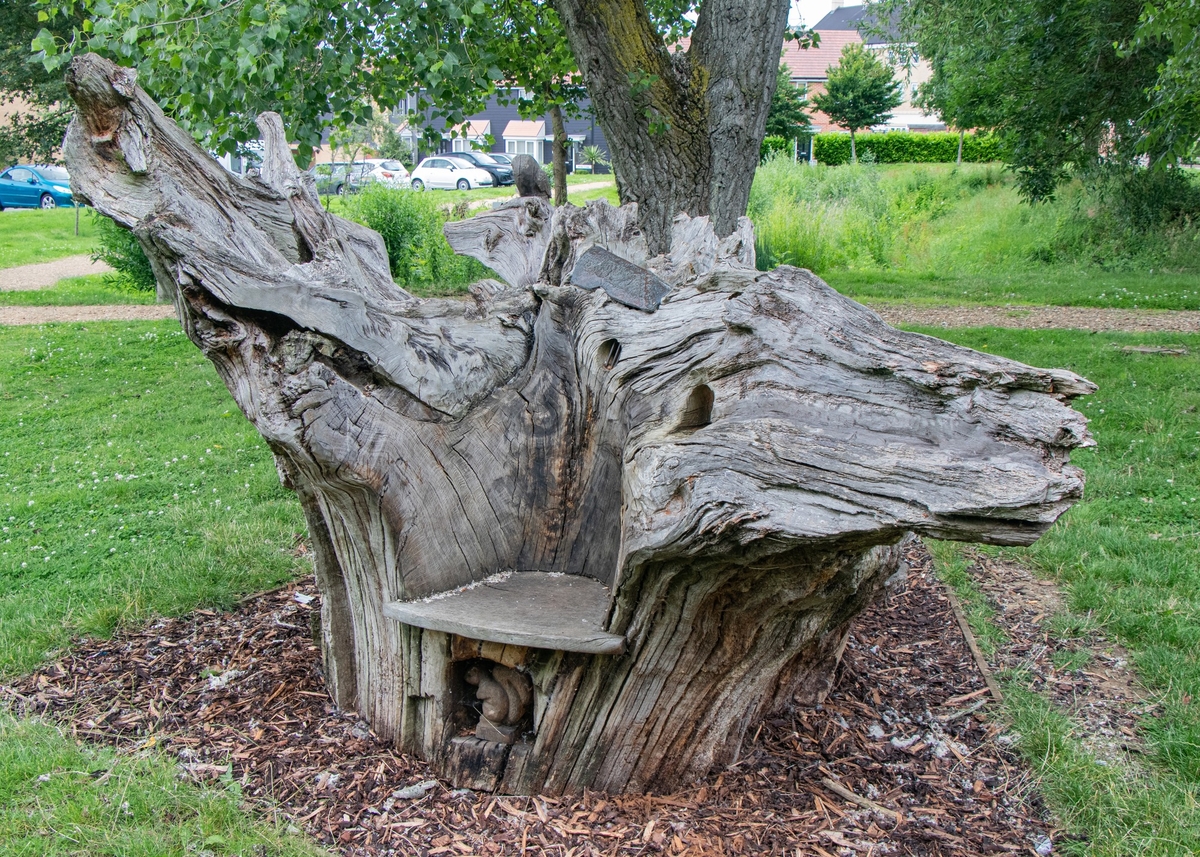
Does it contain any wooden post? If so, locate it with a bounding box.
[62,53,1096,796]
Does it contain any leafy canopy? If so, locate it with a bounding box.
[1128,0,1200,164]
[0,1,80,163]
[811,42,902,137]
[32,0,704,165]
[884,0,1171,202]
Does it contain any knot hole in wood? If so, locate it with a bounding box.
[677,384,714,431]
[598,338,622,370]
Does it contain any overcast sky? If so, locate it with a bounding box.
[792,0,846,28]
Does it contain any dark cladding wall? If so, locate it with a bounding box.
[415,90,610,170]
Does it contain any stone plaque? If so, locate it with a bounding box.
[570,246,671,312]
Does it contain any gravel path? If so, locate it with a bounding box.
[0,304,174,326]
[0,254,112,291]
[870,302,1200,333]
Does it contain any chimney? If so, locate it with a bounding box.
[831,0,845,8]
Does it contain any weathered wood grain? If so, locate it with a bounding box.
[64,53,1095,795]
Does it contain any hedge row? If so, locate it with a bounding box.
[812,131,1003,166]
[761,135,791,161]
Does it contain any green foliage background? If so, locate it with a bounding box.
[811,42,903,152]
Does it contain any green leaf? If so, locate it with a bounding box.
[30,27,57,55]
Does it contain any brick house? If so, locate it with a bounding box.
[801,3,943,133]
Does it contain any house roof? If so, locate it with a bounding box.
[503,119,546,139]
[449,120,491,139]
[674,31,860,81]
[782,29,862,79]
[812,4,902,46]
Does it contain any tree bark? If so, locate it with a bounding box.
[551,0,790,252]
[850,128,858,163]
[549,103,568,206]
[64,53,1095,796]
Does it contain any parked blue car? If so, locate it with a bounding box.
[0,165,75,210]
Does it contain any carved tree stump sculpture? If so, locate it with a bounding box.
[64,55,1095,795]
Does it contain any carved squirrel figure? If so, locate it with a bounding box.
[465,664,532,726]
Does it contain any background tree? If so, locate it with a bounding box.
[1127,0,1200,165]
[366,110,414,165]
[765,63,813,142]
[881,0,1170,202]
[37,0,819,251]
[35,0,501,163]
[0,1,79,163]
[480,1,584,206]
[811,42,902,163]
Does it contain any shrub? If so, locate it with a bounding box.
[760,135,791,162]
[1035,167,1200,270]
[813,131,1003,166]
[343,184,487,289]
[91,213,157,293]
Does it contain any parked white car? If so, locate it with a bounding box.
[361,158,410,186]
[409,156,493,191]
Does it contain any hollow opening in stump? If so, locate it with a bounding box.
[598,338,622,370]
[453,658,534,745]
[677,384,714,432]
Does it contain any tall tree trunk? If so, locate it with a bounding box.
[551,0,790,252]
[549,103,568,206]
[64,54,1095,796]
[850,128,858,163]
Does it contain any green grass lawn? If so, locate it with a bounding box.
[0,715,322,857]
[323,172,615,211]
[0,320,321,854]
[0,321,307,675]
[0,208,98,269]
[829,268,1200,311]
[918,327,1200,856]
[0,274,154,307]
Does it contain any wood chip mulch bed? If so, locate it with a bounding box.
[4,543,1061,856]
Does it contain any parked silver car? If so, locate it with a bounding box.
[409,157,494,191]
[361,158,410,186]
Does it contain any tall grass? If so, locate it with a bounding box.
[749,157,1200,280]
[748,156,1007,273]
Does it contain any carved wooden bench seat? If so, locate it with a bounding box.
[382,571,625,655]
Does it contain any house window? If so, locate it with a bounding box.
[505,139,541,162]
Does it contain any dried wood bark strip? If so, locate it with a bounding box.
[946,588,1005,703]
